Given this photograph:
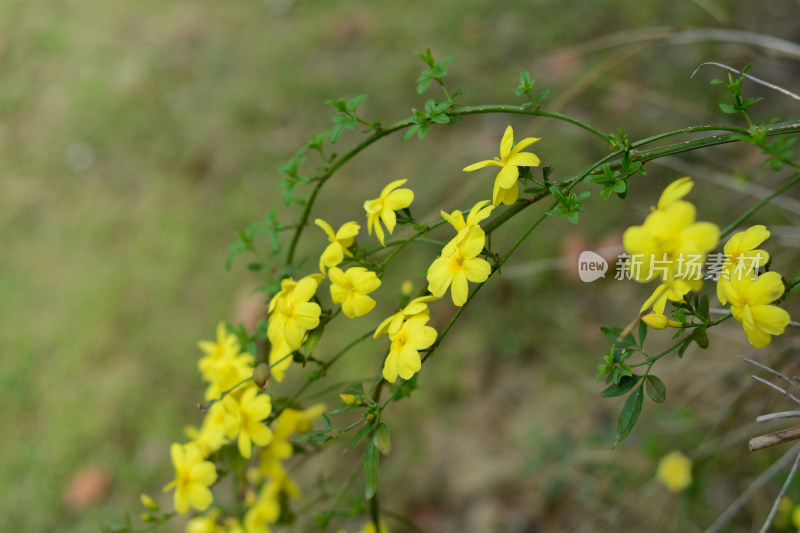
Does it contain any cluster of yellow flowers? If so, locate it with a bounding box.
[156,125,542,530]
[161,322,327,532]
[155,123,795,531]
[626,177,790,347]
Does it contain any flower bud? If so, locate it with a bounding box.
[139,493,158,511]
[401,280,414,296]
[252,363,270,389]
[339,393,357,406]
[365,413,375,423]
[641,313,680,330]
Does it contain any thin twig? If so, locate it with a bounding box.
[691,62,800,102]
[757,411,800,423]
[759,447,800,533]
[705,443,800,533]
[751,376,800,405]
[742,356,800,390]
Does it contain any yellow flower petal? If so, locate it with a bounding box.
[509,137,541,155]
[463,159,502,172]
[314,218,336,240]
[380,178,408,197]
[657,177,693,210]
[507,151,540,168]
[748,272,785,305]
[499,125,514,160]
[495,164,519,189]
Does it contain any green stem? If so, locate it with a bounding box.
[277,329,374,415]
[720,173,800,239]
[285,104,614,264]
[630,314,733,368]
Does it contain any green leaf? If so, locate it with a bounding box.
[697,295,709,321]
[363,439,379,499]
[317,413,331,430]
[638,320,648,347]
[718,102,736,114]
[548,185,567,204]
[346,94,367,112]
[414,48,435,67]
[416,78,433,95]
[403,124,420,142]
[615,386,644,446]
[694,327,709,349]
[330,122,345,143]
[601,374,642,398]
[677,336,692,357]
[645,375,666,403]
[344,424,372,455]
[601,326,637,348]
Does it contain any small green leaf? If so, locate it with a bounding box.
[416,78,433,95]
[697,295,709,321]
[548,185,567,204]
[601,326,637,348]
[346,94,367,112]
[344,424,372,455]
[403,124,420,141]
[615,386,644,446]
[638,320,648,347]
[363,439,379,499]
[601,374,642,398]
[645,375,667,403]
[321,413,332,429]
[694,327,709,349]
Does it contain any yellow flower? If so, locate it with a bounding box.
[163,443,217,514]
[267,275,322,350]
[185,400,230,457]
[382,314,437,383]
[463,125,540,206]
[223,387,273,459]
[641,313,681,330]
[363,179,414,246]
[329,266,381,318]
[198,322,254,400]
[440,200,494,237]
[357,520,390,533]
[716,225,770,305]
[790,502,800,531]
[427,226,491,306]
[655,450,692,493]
[267,335,293,383]
[243,484,280,533]
[259,404,326,478]
[773,497,793,530]
[314,218,360,273]
[374,294,438,339]
[623,177,719,314]
[187,508,223,533]
[720,271,790,348]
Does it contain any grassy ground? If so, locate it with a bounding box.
[2,0,800,531]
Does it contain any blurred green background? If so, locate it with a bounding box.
[3,1,800,531]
